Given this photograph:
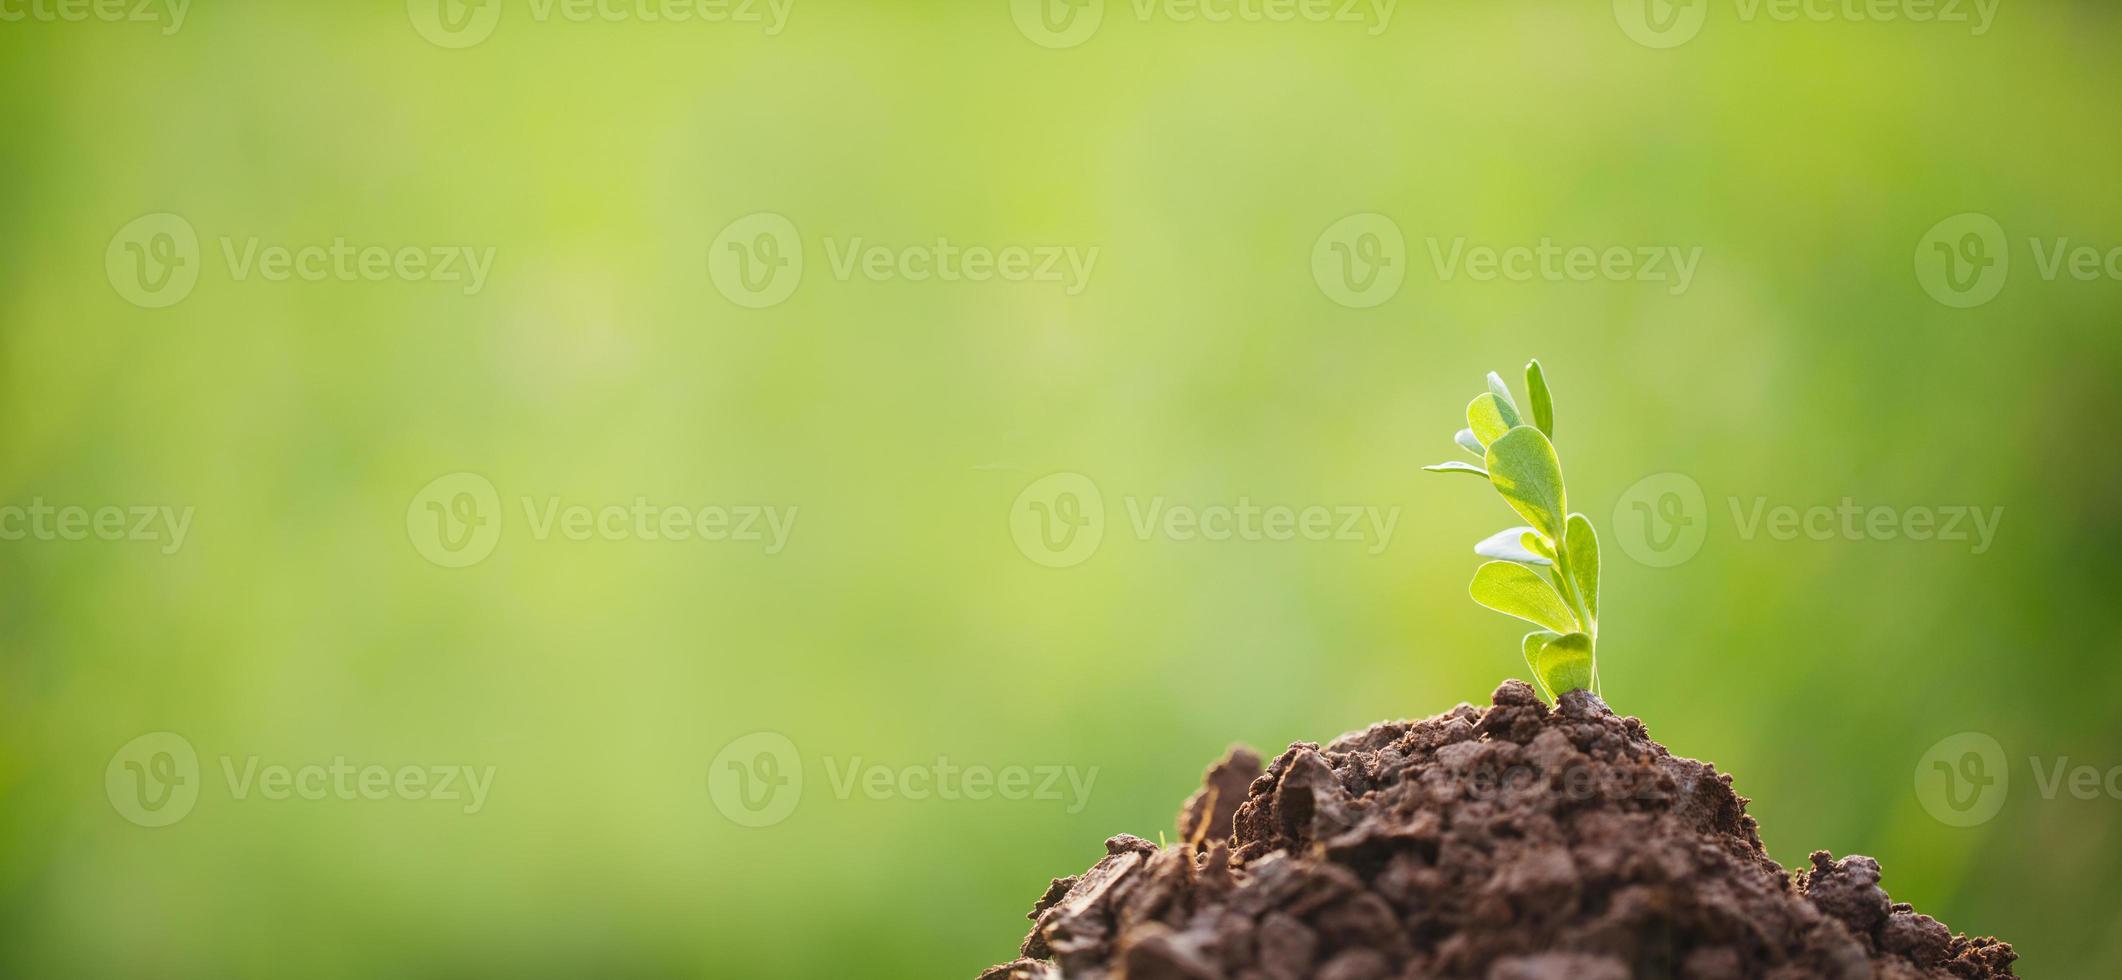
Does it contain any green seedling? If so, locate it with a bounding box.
[1425,360,1602,701]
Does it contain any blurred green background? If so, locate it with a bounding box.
[4,1,2120,977]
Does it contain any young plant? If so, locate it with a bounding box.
[1424,360,1602,701]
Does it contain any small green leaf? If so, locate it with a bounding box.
[1521,531,1555,562]
[1484,425,1568,540]
[1486,372,1520,415]
[1525,360,1554,437]
[1564,513,1599,628]
[1522,630,1561,699]
[1424,461,1489,478]
[1470,561,1579,634]
[1533,632,1595,695]
[1454,428,1485,458]
[1475,527,1550,566]
[1466,393,1521,446]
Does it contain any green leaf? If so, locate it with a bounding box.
[1484,425,1568,540]
[1564,513,1599,629]
[1466,393,1520,446]
[1525,360,1554,437]
[1454,428,1485,458]
[1475,527,1550,566]
[1424,461,1489,478]
[1486,372,1520,415]
[1470,561,1579,634]
[1521,531,1555,562]
[1532,632,1595,696]
[1522,631,1562,699]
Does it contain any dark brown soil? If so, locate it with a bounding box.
[980,681,2016,980]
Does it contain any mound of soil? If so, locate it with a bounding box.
[980,681,2015,980]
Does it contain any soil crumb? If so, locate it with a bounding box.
[981,681,2014,979]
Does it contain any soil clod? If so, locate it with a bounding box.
[981,682,2014,979]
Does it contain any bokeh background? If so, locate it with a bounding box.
[4,1,2121,977]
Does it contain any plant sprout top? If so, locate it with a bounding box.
[1425,360,1602,701]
